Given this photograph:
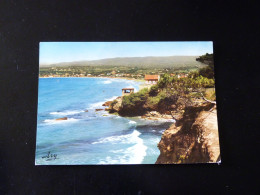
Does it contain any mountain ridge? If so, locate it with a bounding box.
[40,56,206,69]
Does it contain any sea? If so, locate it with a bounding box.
[35,77,174,165]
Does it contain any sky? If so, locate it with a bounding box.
[39,42,213,65]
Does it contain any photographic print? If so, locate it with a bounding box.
[35,42,220,165]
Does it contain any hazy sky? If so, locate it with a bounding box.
[40,42,213,65]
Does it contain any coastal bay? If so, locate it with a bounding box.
[35,77,173,165]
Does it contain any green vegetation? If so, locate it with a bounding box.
[41,53,216,116]
[196,53,214,65]
[149,85,159,96]
[122,88,149,107]
[119,88,149,116]
[119,53,216,116]
[39,65,204,78]
[110,100,118,107]
[196,53,214,79]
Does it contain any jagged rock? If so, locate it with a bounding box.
[150,111,162,117]
[56,117,68,121]
[108,97,122,113]
[102,101,112,107]
[156,103,220,164]
[140,111,173,120]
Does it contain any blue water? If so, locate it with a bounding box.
[35,77,174,165]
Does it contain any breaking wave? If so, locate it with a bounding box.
[128,120,137,124]
[95,130,147,164]
[50,110,84,116]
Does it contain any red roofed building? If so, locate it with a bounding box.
[144,75,160,84]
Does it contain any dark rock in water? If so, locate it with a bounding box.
[56,117,68,121]
[95,109,104,111]
[85,110,88,112]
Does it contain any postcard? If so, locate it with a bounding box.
[35,42,220,165]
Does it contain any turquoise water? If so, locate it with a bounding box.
[35,77,174,165]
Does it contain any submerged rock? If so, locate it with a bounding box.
[55,117,68,121]
[95,109,104,111]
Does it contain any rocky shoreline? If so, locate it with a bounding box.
[53,93,220,164]
[103,96,175,121]
[103,95,220,164]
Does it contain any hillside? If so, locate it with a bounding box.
[41,56,207,69]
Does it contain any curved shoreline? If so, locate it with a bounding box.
[39,76,145,82]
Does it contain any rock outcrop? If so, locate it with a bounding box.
[55,117,68,121]
[141,111,173,120]
[102,101,112,107]
[95,109,104,111]
[156,103,220,164]
[105,97,123,113]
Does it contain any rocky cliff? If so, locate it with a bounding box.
[156,103,221,164]
[104,94,221,164]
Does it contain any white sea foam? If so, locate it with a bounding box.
[166,119,176,123]
[92,130,140,144]
[50,110,84,116]
[154,118,176,123]
[88,101,105,109]
[103,80,112,84]
[159,130,165,134]
[43,118,79,125]
[95,130,147,164]
[105,96,118,101]
[88,96,118,109]
[128,120,137,124]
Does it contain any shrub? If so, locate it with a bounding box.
[122,88,149,107]
[199,66,214,79]
[158,74,171,88]
[119,88,149,116]
[149,85,159,96]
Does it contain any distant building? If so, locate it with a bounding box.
[144,75,160,84]
[122,88,134,96]
[177,73,188,79]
